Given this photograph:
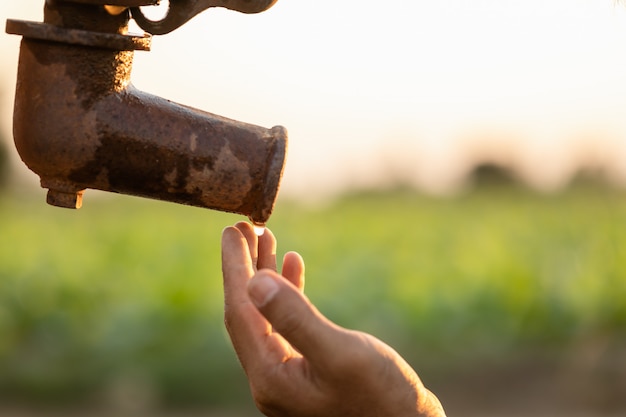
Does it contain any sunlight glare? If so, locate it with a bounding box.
[253,224,266,237]
[138,0,170,21]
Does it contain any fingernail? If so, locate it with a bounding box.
[248,273,279,307]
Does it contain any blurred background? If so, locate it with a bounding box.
[1,0,626,416]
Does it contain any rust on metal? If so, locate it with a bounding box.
[6,0,287,225]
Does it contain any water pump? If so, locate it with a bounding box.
[5,0,287,226]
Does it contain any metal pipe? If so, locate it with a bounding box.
[6,1,287,225]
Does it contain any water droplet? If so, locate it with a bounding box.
[253,224,266,236]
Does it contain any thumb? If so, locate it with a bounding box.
[248,270,343,364]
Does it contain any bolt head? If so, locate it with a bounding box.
[47,189,84,209]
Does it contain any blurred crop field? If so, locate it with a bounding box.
[0,181,625,416]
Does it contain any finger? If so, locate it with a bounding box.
[282,251,305,292]
[248,270,345,368]
[222,226,255,304]
[234,222,258,269]
[257,227,277,272]
[221,226,272,364]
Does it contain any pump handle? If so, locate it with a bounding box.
[131,0,278,35]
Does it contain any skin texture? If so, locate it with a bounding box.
[221,222,446,417]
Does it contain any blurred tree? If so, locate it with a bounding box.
[569,166,612,190]
[469,162,521,189]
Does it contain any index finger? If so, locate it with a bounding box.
[222,226,255,306]
[221,227,272,363]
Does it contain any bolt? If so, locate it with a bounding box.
[47,189,85,209]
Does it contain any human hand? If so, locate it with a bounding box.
[221,222,446,417]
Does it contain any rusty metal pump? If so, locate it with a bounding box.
[5,0,286,226]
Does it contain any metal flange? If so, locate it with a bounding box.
[6,19,152,51]
[54,0,159,6]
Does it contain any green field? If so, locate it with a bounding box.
[1,183,625,414]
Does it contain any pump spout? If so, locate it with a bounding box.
[6,1,286,225]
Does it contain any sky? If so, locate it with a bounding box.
[2,0,626,201]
